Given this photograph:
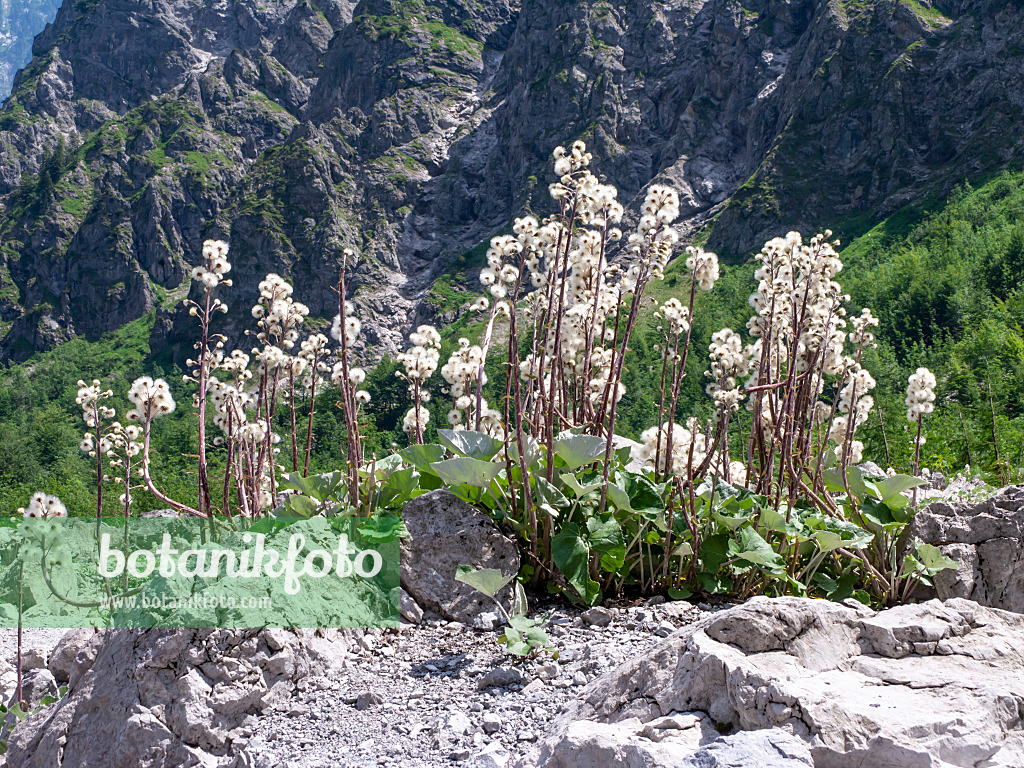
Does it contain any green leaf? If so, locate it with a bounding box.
[400,443,446,470]
[280,494,320,518]
[623,474,662,511]
[375,467,421,509]
[503,632,531,656]
[819,569,855,601]
[697,572,733,594]
[278,471,346,503]
[524,624,551,647]
[901,552,924,579]
[914,543,958,575]
[455,565,514,598]
[759,505,803,537]
[859,496,901,533]
[873,474,928,503]
[586,514,625,572]
[249,516,291,534]
[509,614,536,632]
[668,587,692,600]
[431,457,502,488]
[560,474,604,499]
[368,453,404,477]
[821,469,847,494]
[553,434,608,470]
[735,527,786,575]
[811,519,874,552]
[551,523,601,605]
[822,466,876,499]
[847,466,878,499]
[509,436,542,468]
[672,541,693,558]
[356,514,406,543]
[512,582,529,617]
[605,483,633,512]
[712,505,751,531]
[418,471,444,491]
[437,429,504,460]
[699,534,731,573]
[534,477,570,513]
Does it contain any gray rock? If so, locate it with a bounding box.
[683,730,813,768]
[581,607,614,627]
[477,667,525,689]
[536,717,711,767]
[356,691,383,711]
[482,712,502,734]
[19,646,46,672]
[0,1,62,99]
[470,742,513,768]
[3,0,1018,374]
[448,712,472,736]
[0,657,15,703]
[400,588,424,625]
[652,620,676,638]
[927,471,948,491]
[911,485,1024,611]
[477,611,502,631]
[534,596,1024,768]
[400,490,520,630]
[139,508,184,518]
[537,716,812,768]
[18,668,58,710]
[7,628,350,768]
[47,628,102,686]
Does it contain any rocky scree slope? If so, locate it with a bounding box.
[0,0,1020,362]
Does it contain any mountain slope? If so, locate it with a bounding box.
[0,0,1020,363]
[0,0,61,99]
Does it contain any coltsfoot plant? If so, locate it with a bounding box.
[16,141,952,618]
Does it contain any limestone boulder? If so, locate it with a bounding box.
[533,596,1024,768]
[400,490,520,629]
[912,485,1024,612]
[7,627,349,768]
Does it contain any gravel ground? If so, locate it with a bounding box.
[0,628,67,671]
[0,601,715,767]
[243,599,708,768]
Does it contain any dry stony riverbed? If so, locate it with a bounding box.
[3,600,715,767]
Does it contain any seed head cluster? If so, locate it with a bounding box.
[19,492,67,518]
[190,239,232,292]
[126,377,176,423]
[906,367,937,422]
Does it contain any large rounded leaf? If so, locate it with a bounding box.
[438,429,504,460]
[431,457,501,488]
[553,435,608,470]
[455,565,514,598]
[551,523,601,605]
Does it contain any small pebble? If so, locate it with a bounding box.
[482,713,503,733]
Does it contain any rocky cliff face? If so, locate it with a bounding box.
[0,0,1019,361]
[0,0,60,99]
